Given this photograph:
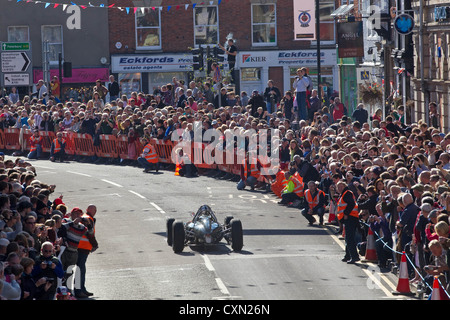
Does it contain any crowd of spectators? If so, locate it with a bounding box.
[1,73,450,300]
[0,156,96,300]
[275,101,450,298]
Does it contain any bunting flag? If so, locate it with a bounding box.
[13,0,227,13]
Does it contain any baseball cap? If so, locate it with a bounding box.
[0,238,10,247]
[53,198,65,206]
[70,207,83,215]
[57,286,70,296]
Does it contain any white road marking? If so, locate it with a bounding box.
[323,223,397,298]
[215,277,231,295]
[101,179,123,188]
[201,254,231,296]
[150,202,166,214]
[128,190,146,199]
[202,253,215,272]
[67,171,92,177]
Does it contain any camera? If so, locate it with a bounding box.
[47,260,53,266]
[424,265,437,271]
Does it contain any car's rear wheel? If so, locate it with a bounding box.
[166,218,175,246]
[230,219,243,252]
[172,220,185,253]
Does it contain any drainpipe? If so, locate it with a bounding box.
[419,0,429,124]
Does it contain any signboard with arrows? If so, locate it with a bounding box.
[0,42,32,87]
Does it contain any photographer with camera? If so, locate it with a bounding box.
[58,208,94,277]
[263,80,281,119]
[369,203,393,269]
[31,242,63,300]
[423,239,449,296]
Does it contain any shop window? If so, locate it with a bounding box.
[194,6,219,46]
[252,4,276,46]
[119,73,142,97]
[136,8,162,50]
[8,26,29,42]
[241,68,261,82]
[148,72,187,92]
[42,25,63,65]
[317,1,336,43]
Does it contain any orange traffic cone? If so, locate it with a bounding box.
[392,251,414,296]
[431,276,449,300]
[175,163,181,176]
[327,204,336,223]
[362,227,378,262]
[431,276,442,300]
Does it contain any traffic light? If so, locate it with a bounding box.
[206,46,212,74]
[213,46,225,63]
[63,61,72,78]
[191,46,204,71]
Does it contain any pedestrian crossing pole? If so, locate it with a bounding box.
[316,0,322,102]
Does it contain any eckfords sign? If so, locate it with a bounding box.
[111,54,193,73]
[239,49,337,67]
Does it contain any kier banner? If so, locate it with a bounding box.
[294,0,316,40]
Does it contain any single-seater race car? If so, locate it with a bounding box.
[166,205,244,253]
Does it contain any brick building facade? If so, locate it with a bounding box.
[108,0,340,100]
[411,0,450,132]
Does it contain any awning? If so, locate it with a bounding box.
[331,4,354,17]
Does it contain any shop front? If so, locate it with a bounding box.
[111,54,193,97]
[237,49,338,101]
[33,67,109,103]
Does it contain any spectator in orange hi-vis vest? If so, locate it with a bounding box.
[301,180,327,226]
[336,181,360,264]
[137,137,159,173]
[278,169,304,208]
[237,152,261,191]
[50,132,66,162]
[28,129,43,160]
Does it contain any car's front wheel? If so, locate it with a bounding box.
[172,220,185,253]
[230,219,243,252]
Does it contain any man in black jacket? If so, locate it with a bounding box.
[248,90,266,117]
[80,111,98,137]
[295,156,320,184]
[356,185,378,216]
[108,75,120,103]
[352,103,368,124]
[263,80,281,116]
[214,87,228,109]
